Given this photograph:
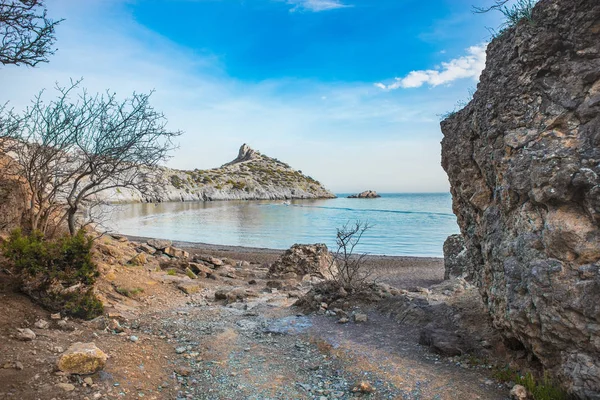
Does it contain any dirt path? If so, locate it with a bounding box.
[0,237,511,400]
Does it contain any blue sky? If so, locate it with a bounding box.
[0,0,507,192]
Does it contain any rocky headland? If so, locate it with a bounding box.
[441,0,600,397]
[98,144,336,203]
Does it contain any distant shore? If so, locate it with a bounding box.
[123,234,445,289]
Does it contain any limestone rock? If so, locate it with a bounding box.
[440,0,600,396]
[137,243,156,254]
[128,252,147,266]
[443,234,475,280]
[353,313,368,323]
[164,246,189,259]
[147,239,172,251]
[16,328,36,341]
[268,244,335,279]
[177,282,201,295]
[34,319,49,330]
[56,383,75,392]
[510,385,530,400]
[348,190,381,199]
[57,342,108,374]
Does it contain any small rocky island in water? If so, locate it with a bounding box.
[348,190,381,199]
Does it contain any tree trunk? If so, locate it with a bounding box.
[67,208,77,236]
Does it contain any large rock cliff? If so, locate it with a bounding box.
[99,144,336,203]
[441,0,600,397]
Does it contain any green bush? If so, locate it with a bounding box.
[3,229,99,286]
[2,229,102,319]
[170,175,184,189]
[62,289,104,320]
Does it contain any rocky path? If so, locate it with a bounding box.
[131,289,508,400]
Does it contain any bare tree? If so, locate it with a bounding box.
[0,0,62,67]
[5,79,182,236]
[328,220,374,289]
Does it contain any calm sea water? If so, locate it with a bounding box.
[104,193,459,257]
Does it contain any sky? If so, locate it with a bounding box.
[0,0,508,193]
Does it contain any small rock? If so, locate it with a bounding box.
[56,383,76,392]
[129,336,139,342]
[352,381,375,393]
[34,319,50,329]
[175,366,192,376]
[109,319,124,333]
[510,384,530,400]
[50,313,61,320]
[14,361,24,370]
[128,252,147,266]
[177,282,201,295]
[16,328,36,341]
[84,377,94,385]
[354,313,368,323]
[175,347,186,354]
[338,317,349,324]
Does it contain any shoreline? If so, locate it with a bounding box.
[123,234,445,289]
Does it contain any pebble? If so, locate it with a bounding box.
[175,347,186,354]
[84,377,94,385]
[34,319,49,329]
[50,313,61,320]
[353,313,368,323]
[130,336,139,342]
[14,361,24,370]
[56,383,75,392]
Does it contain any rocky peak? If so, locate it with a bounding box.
[223,144,261,166]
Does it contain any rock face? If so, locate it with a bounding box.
[441,0,600,397]
[268,244,334,279]
[57,342,108,374]
[443,234,475,280]
[97,144,336,203]
[348,190,381,199]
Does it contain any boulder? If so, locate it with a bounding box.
[147,239,172,251]
[164,246,189,259]
[128,252,147,266]
[418,325,467,357]
[137,243,156,255]
[440,0,600,396]
[57,342,108,374]
[268,244,335,279]
[347,190,381,199]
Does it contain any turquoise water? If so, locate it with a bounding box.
[105,193,459,257]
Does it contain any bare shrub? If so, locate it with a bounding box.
[328,220,374,289]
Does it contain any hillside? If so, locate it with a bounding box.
[100,144,336,203]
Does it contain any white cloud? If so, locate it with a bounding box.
[375,44,487,90]
[287,0,351,12]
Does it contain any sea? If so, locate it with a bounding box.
[104,193,459,257]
